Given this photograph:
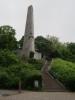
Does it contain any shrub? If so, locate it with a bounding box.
[0,49,19,67]
[0,62,42,90]
[28,58,43,70]
[0,50,42,90]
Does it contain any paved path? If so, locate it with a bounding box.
[0,90,18,96]
[42,60,66,91]
[0,92,75,100]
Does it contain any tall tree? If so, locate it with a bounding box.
[35,36,59,60]
[66,43,75,62]
[0,25,17,50]
[67,43,75,55]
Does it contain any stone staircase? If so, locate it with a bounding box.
[42,60,67,92]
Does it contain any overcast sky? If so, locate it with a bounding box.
[0,0,75,42]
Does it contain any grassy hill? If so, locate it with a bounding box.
[50,58,75,91]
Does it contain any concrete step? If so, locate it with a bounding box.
[42,60,67,92]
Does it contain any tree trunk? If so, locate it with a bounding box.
[18,79,21,93]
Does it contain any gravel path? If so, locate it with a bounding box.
[0,92,75,100]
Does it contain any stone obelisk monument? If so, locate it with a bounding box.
[21,5,35,58]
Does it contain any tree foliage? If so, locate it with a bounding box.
[0,49,42,90]
[0,49,19,67]
[0,25,17,50]
[35,36,61,60]
[35,36,75,62]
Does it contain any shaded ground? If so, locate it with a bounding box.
[0,91,75,100]
[0,90,19,96]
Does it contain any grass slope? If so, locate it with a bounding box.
[50,58,75,91]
